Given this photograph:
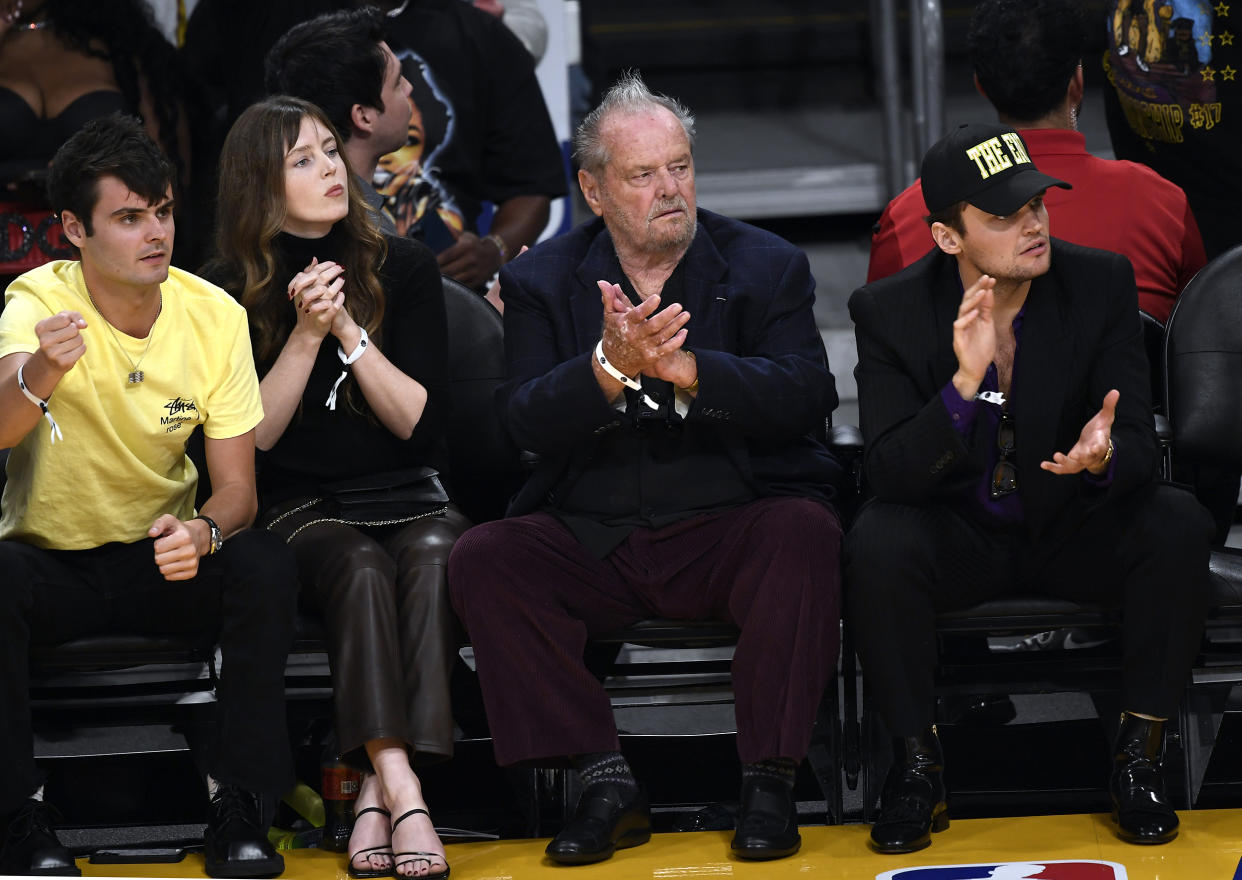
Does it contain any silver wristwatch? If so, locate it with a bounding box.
[194,515,223,555]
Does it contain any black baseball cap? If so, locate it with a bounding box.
[921,123,1071,216]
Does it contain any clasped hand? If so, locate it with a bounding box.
[288,258,353,340]
[597,280,696,388]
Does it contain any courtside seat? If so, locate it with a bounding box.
[28,634,217,715]
[1208,552,1242,618]
[843,595,1131,823]
[30,635,210,669]
[1140,310,1165,414]
[441,275,522,525]
[1163,243,1242,807]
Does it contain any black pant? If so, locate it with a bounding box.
[844,483,1212,736]
[0,529,299,815]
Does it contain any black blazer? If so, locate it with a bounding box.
[848,239,1157,548]
[498,209,843,516]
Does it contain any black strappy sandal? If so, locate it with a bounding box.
[391,808,450,880]
[348,806,395,879]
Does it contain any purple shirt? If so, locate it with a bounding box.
[939,306,1114,527]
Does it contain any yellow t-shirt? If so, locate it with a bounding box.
[0,261,263,549]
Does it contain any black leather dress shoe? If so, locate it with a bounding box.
[730,776,801,860]
[202,785,284,878]
[1110,713,1179,845]
[0,799,80,877]
[871,727,949,854]
[545,783,651,865]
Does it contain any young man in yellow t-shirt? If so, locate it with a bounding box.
[0,117,298,878]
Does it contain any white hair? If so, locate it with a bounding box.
[572,70,696,174]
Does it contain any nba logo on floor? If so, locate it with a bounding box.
[877,861,1127,880]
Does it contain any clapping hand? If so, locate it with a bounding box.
[597,280,691,378]
[1041,389,1119,476]
[951,274,997,400]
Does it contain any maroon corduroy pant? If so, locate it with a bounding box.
[448,496,842,766]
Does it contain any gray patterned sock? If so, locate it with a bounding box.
[572,751,638,794]
[742,757,798,790]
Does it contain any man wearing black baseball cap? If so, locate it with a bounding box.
[920,122,1071,219]
[844,123,1212,854]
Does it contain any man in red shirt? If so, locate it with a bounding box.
[868,0,1205,325]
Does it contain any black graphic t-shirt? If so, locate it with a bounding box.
[377,0,567,249]
[1103,0,1242,256]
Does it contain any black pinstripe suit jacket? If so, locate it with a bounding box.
[848,239,1158,549]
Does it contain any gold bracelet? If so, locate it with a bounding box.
[680,351,699,393]
[484,232,508,262]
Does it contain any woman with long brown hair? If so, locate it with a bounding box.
[204,95,462,880]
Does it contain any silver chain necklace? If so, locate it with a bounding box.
[87,291,162,385]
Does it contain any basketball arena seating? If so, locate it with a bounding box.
[18,247,1242,836]
[1162,244,1242,806]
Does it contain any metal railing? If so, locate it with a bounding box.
[873,0,946,199]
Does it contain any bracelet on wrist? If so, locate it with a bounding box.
[17,362,63,443]
[593,339,658,410]
[1100,437,1115,467]
[484,232,508,262]
[326,327,369,410]
[679,350,699,393]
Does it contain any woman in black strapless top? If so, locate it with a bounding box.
[0,0,189,275]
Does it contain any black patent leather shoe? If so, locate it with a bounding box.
[0,799,80,876]
[870,727,949,854]
[730,776,801,861]
[203,785,284,878]
[545,783,651,865]
[1110,713,1178,845]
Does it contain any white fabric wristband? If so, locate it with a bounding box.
[326,327,369,410]
[17,362,63,443]
[594,339,657,410]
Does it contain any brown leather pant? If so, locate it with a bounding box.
[287,507,471,764]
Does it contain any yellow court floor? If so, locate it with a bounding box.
[78,810,1242,880]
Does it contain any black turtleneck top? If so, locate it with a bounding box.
[205,229,449,510]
